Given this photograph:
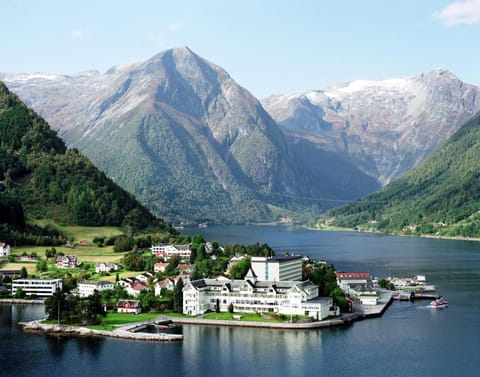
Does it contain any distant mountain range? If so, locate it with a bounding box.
[326,111,480,238]
[263,68,480,185]
[2,47,480,225]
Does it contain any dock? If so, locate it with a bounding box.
[351,289,394,318]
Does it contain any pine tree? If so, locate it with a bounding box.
[173,277,184,313]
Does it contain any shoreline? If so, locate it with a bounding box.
[16,314,358,341]
[14,304,383,342]
[0,299,45,304]
[9,292,393,342]
[310,225,480,242]
[17,319,183,342]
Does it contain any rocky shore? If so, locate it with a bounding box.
[18,320,183,342]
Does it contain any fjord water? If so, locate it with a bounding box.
[2,226,480,377]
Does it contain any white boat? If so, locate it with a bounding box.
[392,291,411,301]
[429,297,448,308]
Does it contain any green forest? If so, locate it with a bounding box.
[0,81,174,244]
[325,111,480,238]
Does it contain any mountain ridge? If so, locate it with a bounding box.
[324,110,480,238]
[2,47,380,224]
[262,68,480,185]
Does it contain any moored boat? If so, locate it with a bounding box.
[392,291,411,301]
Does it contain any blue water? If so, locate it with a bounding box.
[2,226,480,376]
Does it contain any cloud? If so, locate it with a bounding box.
[434,0,480,26]
[167,23,183,32]
[69,27,87,39]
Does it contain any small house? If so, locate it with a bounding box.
[117,299,142,315]
[56,255,79,268]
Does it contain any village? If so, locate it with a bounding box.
[1,238,444,339]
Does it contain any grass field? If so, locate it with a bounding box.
[203,312,278,322]
[1,224,127,274]
[34,220,124,242]
[88,311,163,331]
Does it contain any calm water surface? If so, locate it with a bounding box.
[2,226,479,377]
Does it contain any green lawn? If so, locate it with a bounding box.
[203,312,279,322]
[34,220,124,242]
[88,311,163,331]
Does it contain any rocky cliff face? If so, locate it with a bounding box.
[5,47,376,224]
[262,69,480,185]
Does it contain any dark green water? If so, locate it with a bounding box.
[2,227,479,376]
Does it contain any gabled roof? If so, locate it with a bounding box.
[117,299,141,308]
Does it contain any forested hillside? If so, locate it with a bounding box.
[0,82,174,244]
[325,111,480,238]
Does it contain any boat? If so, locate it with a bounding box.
[429,296,448,308]
[392,291,411,301]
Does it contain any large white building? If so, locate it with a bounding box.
[251,255,302,282]
[77,280,114,298]
[12,278,62,297]
[183,269,332,320]
[150,244,191,260]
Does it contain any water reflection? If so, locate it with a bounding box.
[75,336,105,360]
[181,325,324,377]
[45,334,67,359]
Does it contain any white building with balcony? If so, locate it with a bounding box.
[183,269,332,320]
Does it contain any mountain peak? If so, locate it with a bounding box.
[423,67,459,81]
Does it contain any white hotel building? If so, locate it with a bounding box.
[150,244,191,260]
[183,269,332,320]
[251,255,302,282]
[12,278,62,297]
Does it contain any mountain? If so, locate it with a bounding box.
[325,110,480,238]
[1,47,379,224]
[262,69,480,185]
[0,81,174,244]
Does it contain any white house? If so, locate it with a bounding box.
[150,244,191,260]
[56,255,79,268]
[12,278,62,297]
[135,272,154,283]
[335,272,371,291]
[251,255,302,282]
[78,280,114,298]
[95,263,119,274]
[154,262,169,273]
[0,242,10,257]
[117,278,148,297]
[154,274,191,296]
[154,277,176,296]
[183,269,332,320]
[348,284,379,305]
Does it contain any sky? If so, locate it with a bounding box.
[1,0,480,98]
